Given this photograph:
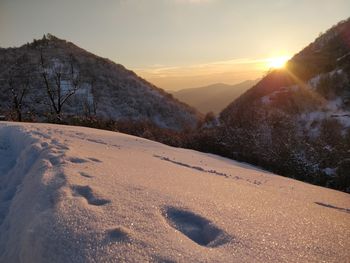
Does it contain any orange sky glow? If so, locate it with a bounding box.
[135,55,291,90]
[1,0,349,90]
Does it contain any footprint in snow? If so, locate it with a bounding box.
[87,138,108,145]
[40,142,49,148]
[88,157,102,163]
[51,139,70,150]
[79,171,93,178]
[47,153,65,166]
[72,185,110,206]
[68,157,89,164]
[31,130,51,139]
[106,226,132,243]
[162,207,231,247]
[315,202,350,214]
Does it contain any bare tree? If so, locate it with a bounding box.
[83,77,101,118]
[40,50,81,121]
[3,55,31,121]
[91,79,99,116]
[7,75,28,121]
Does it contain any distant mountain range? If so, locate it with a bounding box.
[172,80,258,114]
[209,18,350,192]
[0,34,200,130]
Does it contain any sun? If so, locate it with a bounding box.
[267,55,290,69]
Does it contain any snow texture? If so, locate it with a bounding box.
[0,122,349,262]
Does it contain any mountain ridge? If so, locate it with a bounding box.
[172,80,259,114]
[199,18,350,192]
[0,34,201,131]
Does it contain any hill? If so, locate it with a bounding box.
[214,18,350,192]
[0,34,200,130]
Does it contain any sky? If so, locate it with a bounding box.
[1,0,349,90]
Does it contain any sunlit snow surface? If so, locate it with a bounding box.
[0,122,349,262]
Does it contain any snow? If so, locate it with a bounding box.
[327,98,343,111]
[299,101,350,138]
[308,74,322,89]
[308,68,346,90]
[260,85,299,105]
[261,95,271,105]
[0,122,349,262]
[323,167,337,176]
[337,52,350,62]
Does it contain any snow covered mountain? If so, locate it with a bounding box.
[0,34,200,130]
[0,122,349,262]
[217,18,350,192]
[172,80,258,114]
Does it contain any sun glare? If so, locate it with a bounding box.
[267,56,290,69]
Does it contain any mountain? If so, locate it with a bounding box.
[1,122,349,262]
[172,80,258,114]
[212,18,350,192]
[0,34,200,130]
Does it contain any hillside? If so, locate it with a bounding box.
[0,34,200,130]
[172,80,258,114]
[0,122,349,262]
[216,18,350,192]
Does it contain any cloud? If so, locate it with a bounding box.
[134,57,270,78]
[134,57,267,90]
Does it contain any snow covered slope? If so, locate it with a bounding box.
[0,122,349,262]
